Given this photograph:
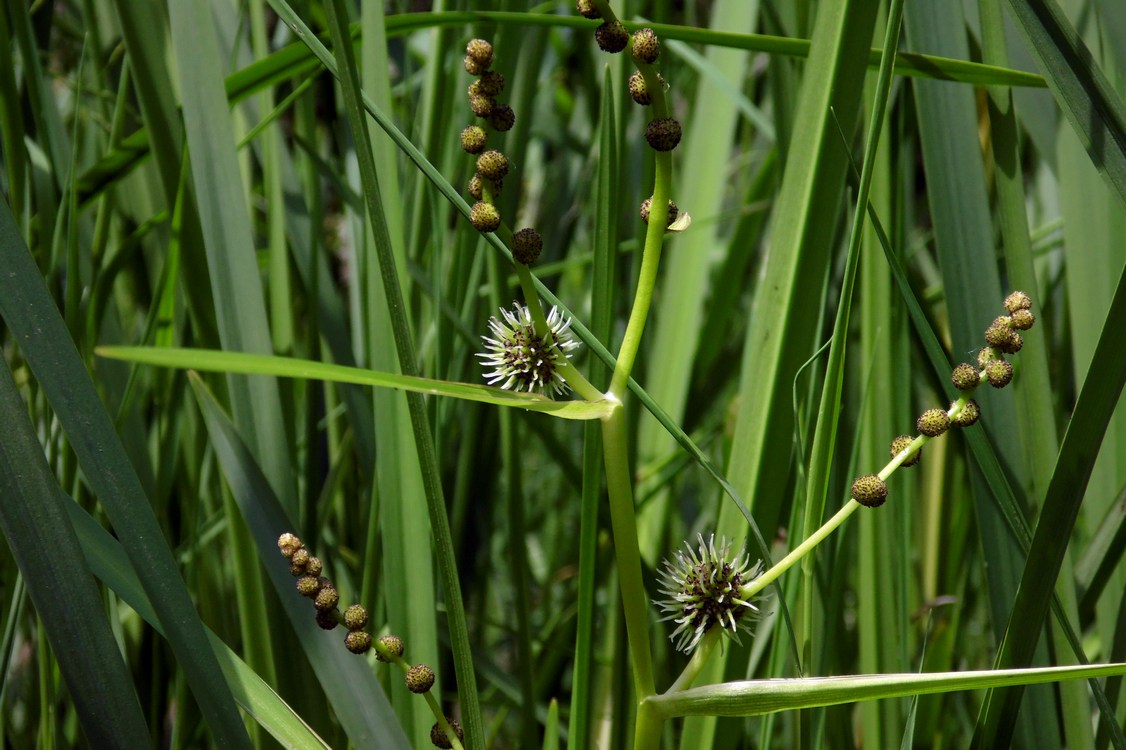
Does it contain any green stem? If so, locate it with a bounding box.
[601,407,656,700]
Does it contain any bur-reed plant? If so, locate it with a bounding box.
[4,1,1126,749]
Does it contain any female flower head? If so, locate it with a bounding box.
[656,534,764,653]
[477,303,580,396]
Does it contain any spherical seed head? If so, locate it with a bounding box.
[890,434,920,467]
[406,663,436,693]
[468,93,495,118]
[655,534,764,653]
[467,173,483,200]
[470,201,501,233]
[631,28,661,64]
[487,104,515,132]
[477,70,505,97]
[344,630,372,654]
[985,358,1014,388]
[430,719,464,749]
[314,585,339,611]
[460,125,487,154]
[477,303,581,396]
[951,399,981,427]
[304,555,323,577]
[512,227,543,265]
[463,56,484,76]
[577,0,601,19]
[997,331,1023,354]
[343,604,368,631]
[852,474,889,508]
[640,196,679,227]
[1009,308,1035,331]
[466,39,493,70]
[645,117,682,151]
[376,634,404,662]
[629,71,651,105]
[291,547,310,568]
[315,609,339,630]
[978,346,1000,369]
[984,317,1015,349]
[296,575,322,597]
[476,150,509,181]
[917,407,951,437]
[951,363,981,391]
[594,20,629,53]
[1004,290,1033,313]
[277,532,303,558]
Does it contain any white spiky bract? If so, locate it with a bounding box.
[656,534,764,653]
[477,303,580,396]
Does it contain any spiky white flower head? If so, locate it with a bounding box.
[656,534,763,653]
[477,303,580,396]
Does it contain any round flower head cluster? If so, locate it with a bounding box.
[855,291,1036,509]
[655,534,764,653]
[461,38,516,234]
[478,303,580,396]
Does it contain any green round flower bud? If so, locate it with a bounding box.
[476,150,509,181]
[296,575,322,597]
[488,104,516,132]
[513,227,543,265]
[1009,308,1035,331]
[985,358,1014,388]
[291,547,310,568]
[890,434,920,467]
[577,0,601,19]
[1004,290,1032,313]
[466,39,494,70]
[640,196,678,227]
[304,555,323,577]
[468,173,483,200]
[951,363,981,391]
[951,399,980,427]
[343,604,368,631]
[916,407,951,437]
[277,532,303,558]
[645,117,682,151]
[631,28,660,64]
[468,93,495,118]
[629,71,651,105]
[984,316,1015,349]
[470,201,501,233]
[430,719,464,749]
[376,634,405,662]
[595,20,629,53]
[852,474,889,508]
[476,70,505,97]
[315,609,338,631]
[997,331,1023,354]
[405,663,435,693]
[314,585,339,612]
[345,630,372,654]
[460,125,487,154]
[978,346,999,369]
[463,56,484,76]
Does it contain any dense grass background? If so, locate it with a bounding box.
[2,0,1126,748]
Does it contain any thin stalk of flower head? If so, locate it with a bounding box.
[513,264,605,402]
[601,408,657,699]
[740,394,977,602]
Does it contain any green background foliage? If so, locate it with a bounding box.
[2,0,1126,748]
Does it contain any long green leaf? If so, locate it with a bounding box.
[96,346,613,420]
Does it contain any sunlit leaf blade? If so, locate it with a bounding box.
[648,663,1126,718]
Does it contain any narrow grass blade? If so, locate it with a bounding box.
[0,186,249,748]
[0,359,150,748]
